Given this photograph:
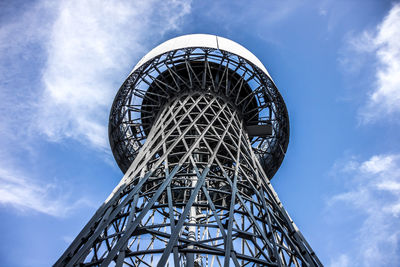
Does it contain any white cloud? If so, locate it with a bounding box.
[0,162,93,217]
[0,0,191,153]
[348,4,400,123]
[328,154,400,266]
[0,0,192,220]
[0,0,191,217]
[192,0,303,45]
[318,8,327,16]
[36,0,191,150]
[0,2,53,147]
[360,154,397,174]
[329,254,350,267]
[62,235,74,244]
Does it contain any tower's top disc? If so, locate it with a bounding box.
[131,34,272,80]
[109,34,289,179]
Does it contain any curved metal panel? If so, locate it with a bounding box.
[131,34,271,79]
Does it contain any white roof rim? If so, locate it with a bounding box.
[130,34,272,80]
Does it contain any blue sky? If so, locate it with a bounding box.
[1,0,399,266]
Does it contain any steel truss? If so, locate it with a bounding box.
[55,37,322,266]
[108,47,289,180]
[55,91,321,266]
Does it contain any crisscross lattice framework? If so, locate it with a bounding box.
[109,46,289,180]
[55,91,321,267]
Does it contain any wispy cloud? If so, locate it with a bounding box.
[329,254,349,267]
[193,0,303,44]
[0,0,192,216]
[0,161,94,217]
[344,4,400,123]
[328,154,400,266]
[0,1,53,149]
[36,0,191,151]
[1,0,191,152]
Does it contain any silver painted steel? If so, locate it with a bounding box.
[55,34,322,267]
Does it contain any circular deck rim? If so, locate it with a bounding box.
[109,34,290,179]
[131,34,272,80]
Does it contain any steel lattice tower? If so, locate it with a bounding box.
[55,34,322,267]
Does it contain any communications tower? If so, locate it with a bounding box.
[55,34,322,266]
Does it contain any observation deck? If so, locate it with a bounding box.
[109,34,289,179]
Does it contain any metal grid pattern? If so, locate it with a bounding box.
[55,92,321,267]
[109,47,289,179]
